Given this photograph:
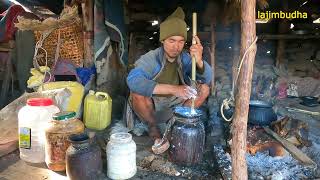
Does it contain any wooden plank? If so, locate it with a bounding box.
[0,47,11,52]
[0,140,18,157]
[0,41,14,49]
[263,126,316,166]
[82,0,94,67]
[286,107,320,116]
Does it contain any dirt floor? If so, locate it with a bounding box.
[0,135,221,180]
[1,97,319,180]
[0,150,185,180]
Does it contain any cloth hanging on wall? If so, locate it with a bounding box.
[0,5,25,42]
[94,0,127,67]
[14,30,35,91]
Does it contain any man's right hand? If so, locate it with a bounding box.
[172,85,197,100]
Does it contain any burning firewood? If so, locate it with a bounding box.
[271,116,312,147]
[246,127,285,157]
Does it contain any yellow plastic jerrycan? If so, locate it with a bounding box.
[84,90,112,130]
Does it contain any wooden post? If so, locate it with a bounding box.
[82,0,94,67]
[210,19,216,96]
[275,21,287,67]
[231,0,257,179]
[127,32,137,71]
[275,0,289,68]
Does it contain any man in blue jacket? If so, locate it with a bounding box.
[127,7,212,153]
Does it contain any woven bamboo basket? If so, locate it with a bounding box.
[34,21,84,67]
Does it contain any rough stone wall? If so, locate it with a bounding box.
[213,40,320,102]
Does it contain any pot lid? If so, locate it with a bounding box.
[249,100,273,108]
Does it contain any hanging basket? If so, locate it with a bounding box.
[33,20,84,68]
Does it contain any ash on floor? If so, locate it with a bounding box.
[137,148,221,180]
[247,152,316,180]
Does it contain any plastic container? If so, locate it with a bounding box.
[84,90,112,130]
[107,133,136,179]
[66,133,103,180]
[18,98,60,163]
[45,111,84,171]
[38,81,84,117]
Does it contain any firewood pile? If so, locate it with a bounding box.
[246,127,285,157]
[213,114,318,179]
[246,116,312,155]
[271,116,312,147]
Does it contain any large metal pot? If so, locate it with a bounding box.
[248,100,277,126]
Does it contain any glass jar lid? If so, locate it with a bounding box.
[53,111,76,121]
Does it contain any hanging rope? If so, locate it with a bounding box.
[32,27,62,91]
[33,29,52,70]
[220,37,258,122]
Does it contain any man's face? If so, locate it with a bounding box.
[163,36,185,59]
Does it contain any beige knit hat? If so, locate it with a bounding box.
[159,7,187,41]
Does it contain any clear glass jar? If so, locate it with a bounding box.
[107,132,136,179]
[45,111,84,171]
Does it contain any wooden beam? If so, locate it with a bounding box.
[231,0,257,179]
[128,32,137,70]
[0,47,11,52]
[275,21,288,67]
[185,32,320,41]
[0,41,15,49]
[82,0,94,67]
[263,127,316,166]
[276,0,289,67]
[258,34,320,40]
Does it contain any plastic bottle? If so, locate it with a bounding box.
[18,98,60,163]
[107,132,137,179]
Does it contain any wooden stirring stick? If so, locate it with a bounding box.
[191,12,197,112]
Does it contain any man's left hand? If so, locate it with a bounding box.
[189,35,204,69]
